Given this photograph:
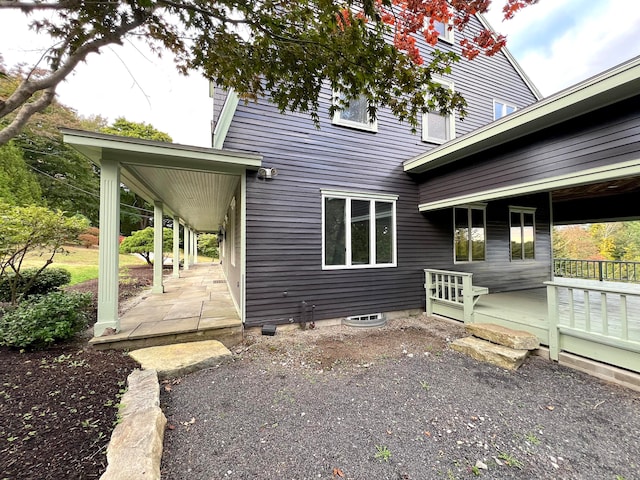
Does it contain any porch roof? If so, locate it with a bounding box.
[403,55,640,175]
[62,129,262,232]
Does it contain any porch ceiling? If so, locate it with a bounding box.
[62,129,262,232]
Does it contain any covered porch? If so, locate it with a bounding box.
[62,129,262,344]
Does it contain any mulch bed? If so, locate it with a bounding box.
[0,265,154,480]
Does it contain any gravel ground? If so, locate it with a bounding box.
[160,317,640,480]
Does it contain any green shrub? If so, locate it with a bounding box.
[0,267,71,302]
[198,233,219,259]
[0,291,92,349]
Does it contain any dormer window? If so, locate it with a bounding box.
[494,100,517,120]
[332,91,378,132]
[433,20,454,43]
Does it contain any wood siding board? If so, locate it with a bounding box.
[418,99,640,204]
[223,14,539,327]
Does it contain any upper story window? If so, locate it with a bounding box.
[322,190,397,269]
[422,78,455,144]
[494,100,517,120]
[454,205,486,263]
[433,20,454,43]
[332,91,378,132]
[510,207,535,260]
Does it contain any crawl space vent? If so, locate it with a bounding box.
[343,312,386,328]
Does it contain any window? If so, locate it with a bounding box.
[510,207,535,260]
[454,205,486,262]
[322,190,397,269]
[422,79,455,144]
[332,91,377,132]
[494,100,517,120]
[433,20,454,43]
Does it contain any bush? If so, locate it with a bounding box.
[0,291,93,349]
[198,233,219,259]
[0,267,71,302]
[78,226,99,247]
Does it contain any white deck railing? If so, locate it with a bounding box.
[546,279,640,370]
[424,269,488,323]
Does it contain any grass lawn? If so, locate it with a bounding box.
[21,245,148,285]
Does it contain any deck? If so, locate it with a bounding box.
[90,263,242,350]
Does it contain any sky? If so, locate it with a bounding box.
[1,0,640,147]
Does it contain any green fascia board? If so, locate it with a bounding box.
[418,159,640,211]
[404,55,640,174]
[62,128,262,172]
[213,90,240,150]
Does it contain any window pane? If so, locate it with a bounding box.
[434,20,446,37]
[454,208,469,262]
[375,202,393,264]
[324,198,345,265]
[523,213,535,259]
[351,200,370,265]
[427,112,448,141]
[506,105,516,115]
[339,94,369,125]
[471,208,485,261]
[510,211,522,260]
[494,102,504,120]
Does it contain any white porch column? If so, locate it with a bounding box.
[172,216,180,278]
[95,158,120,336]
[152,201,164,294]
[183,225,190,270]
[193,231,198,264]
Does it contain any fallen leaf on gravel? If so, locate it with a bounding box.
[424,431,431,437]
[333,467,344,477]
[546,405,555,411]
[181,417,196,426]
[164,384,172,392]
[167,424,175,430]
[387,430,393,435]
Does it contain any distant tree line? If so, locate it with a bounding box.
[553,223,640,261]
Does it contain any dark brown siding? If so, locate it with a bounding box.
[221,16,539,326]
[417,98,640,205]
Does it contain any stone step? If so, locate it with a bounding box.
[451,336,530,371]
[465,323,539,350]
[129,339,232,380]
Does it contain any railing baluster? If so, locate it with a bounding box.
[620,294,628,341]
[584,290,591,332]
[601,292,608,336]
[568,288,575,328]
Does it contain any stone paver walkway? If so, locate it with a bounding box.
[90,263,241,349]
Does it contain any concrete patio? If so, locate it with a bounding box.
[90,263,242,350]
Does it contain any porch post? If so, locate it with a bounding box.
[95,158,120,336]
[172,216,180,278]
[183,226,190,270]
[462,274,474,323]
[188,228,195,265]
[152,201,164,294]
[425,270,433,316]
[193,232,198,264]
[547,283,560,361]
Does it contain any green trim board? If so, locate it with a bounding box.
[213,90,240,149]
[418,159,640,211]
[404,56,640,174]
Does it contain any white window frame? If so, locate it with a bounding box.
[433,19,454,44]
[321,189,398,270]
[453,203,487,264]
[509,206,536,261]
[422,78,455,144]
[494,100,517,120]
[332,91,378,132]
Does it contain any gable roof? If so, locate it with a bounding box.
[404,55,640,174]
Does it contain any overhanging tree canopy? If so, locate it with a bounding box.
[0,0,536,145]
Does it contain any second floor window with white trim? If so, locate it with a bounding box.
[332,92,377,132]
[422,79,455,144]
[494,100,517,120]
[322,191,397,269]
[454,205,486,262]
[433,20,454,43]
[510,207,535,260]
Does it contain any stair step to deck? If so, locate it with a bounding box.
[465,323,539,350]
[451,337,530,371]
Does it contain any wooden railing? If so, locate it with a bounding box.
[554,258,640,283]
[546,280,640,372]
[424,269,488,323]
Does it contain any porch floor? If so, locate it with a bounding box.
[90,263,242,350]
